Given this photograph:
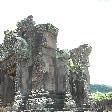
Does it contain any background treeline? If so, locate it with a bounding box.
[90,84,112,93]
[90,84,112,102]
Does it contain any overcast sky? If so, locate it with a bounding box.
[0,0,112,85]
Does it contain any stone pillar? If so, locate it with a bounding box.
[31,31,43,90]
[56,58,68,94]
[42,31,57,92]
[42,48,56,92]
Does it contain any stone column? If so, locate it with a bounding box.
[42,31,57,92]
[56,58,68,94]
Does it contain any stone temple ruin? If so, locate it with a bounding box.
[0,15,93,111]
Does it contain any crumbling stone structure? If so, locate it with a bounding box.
[0,16,92,111]
[69,44,92,107]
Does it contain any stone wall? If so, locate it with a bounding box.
[31,26,58,93]
[56,58,68,94]
[0,73,15,105]
[0,54,16,105]
[42,31,57,92]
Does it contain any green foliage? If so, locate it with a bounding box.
[0,16,35,60]
[68,58,82,73]
[46,23,59,35]
[16,15,35,37]
[90,84,112,101]
[14,37,31,59]
[90,91,112,101]
[56,48,70,60]
[90,92,107,101]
